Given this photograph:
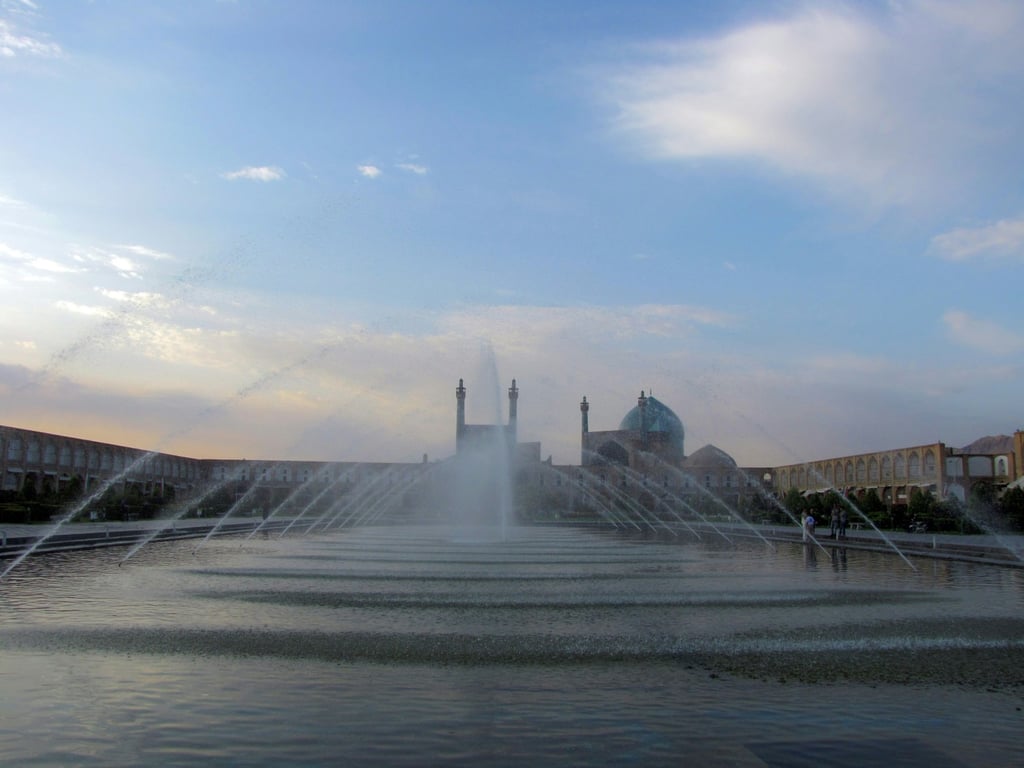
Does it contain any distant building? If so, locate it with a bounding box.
[773,435,1022,504]
[2,380,1021,520]
[0,425,202,497]
[455,377,518,457]
[558,391,773,514]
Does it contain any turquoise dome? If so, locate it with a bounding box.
[618,395,685,455]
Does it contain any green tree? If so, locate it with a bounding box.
[907,488,936,530]
[745,490,780,523]
[969,480,997,508]
[60,476,84,504]
[999,487,1024,531]
[782,488,805,525]
[860,488,884,513]
[859,489,882,522]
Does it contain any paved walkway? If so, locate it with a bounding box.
[733,521,1024,567]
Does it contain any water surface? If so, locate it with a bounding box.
[1,525,1021,766]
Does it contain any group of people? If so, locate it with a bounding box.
[802,506,848,541]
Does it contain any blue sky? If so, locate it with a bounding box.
[1,0,1022,467]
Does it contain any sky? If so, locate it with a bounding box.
[1,0,1022,468]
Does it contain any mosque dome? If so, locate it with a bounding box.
[684,444,737,468]
[618,395,685,455]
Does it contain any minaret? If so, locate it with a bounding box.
[456,378,466,454]
[580,395,589,465]
[638,390,648,450]
[508,379,519,443]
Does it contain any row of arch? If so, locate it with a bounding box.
[524,466,767,494]
[208,462,429,485]
[1,428,200,487]
[780,448,939,491]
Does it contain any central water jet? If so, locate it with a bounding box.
[442,362,517,541]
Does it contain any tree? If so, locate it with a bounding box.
[850,488,887,527]
[744,490,779,523]
[907,488,936,528]
[998,487,1024,532]
[964,480,1001,533]
[860,488,884,513]
[60,476,84,504]
[782,488,805,524]
[969,480,997,509]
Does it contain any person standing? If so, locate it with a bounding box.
[838,508,848,539]
[830,507,840,539]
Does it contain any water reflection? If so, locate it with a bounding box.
[0,525,1022,766]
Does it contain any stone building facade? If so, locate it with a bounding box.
[772,434,1023,503]
[1,424,202,497]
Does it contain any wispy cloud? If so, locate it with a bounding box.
[929,213,1024,262]
[0,193,27,207]
[0,242,81,276]
[0,17,61,58]
[397,162,428,175]
[601,2,1024,207]
[943,310,1024,355]
[54,300,110,318]
[357,164,382,179]
[436,303,736,354]
[116,243,174,261]
[95,288,168,309]
[70,246,144,279]
[220,165,285,182]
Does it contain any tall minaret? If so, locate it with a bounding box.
[508,378,519,443]
[638,390,649,449]
[456,378,466,453]
[580,395,589,465]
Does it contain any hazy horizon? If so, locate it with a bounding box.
[2,1,1022,467]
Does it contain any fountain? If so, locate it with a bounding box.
[1,375,1023,766]
[1,519,1023,766]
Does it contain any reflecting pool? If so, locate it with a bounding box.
[1,525,1022,766]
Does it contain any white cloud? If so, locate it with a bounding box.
[357,165,382,179]
[943,310,1024,355]
[116,243,174,261]
[96,288,165,307]
[0,241,81,276]
[109,255,142,278]
[70,246,143,279]
[0,242,31,262]
[0,18,61,58]
[397,162,428,175]
[0,193,27,207]
[54,300,111,318]
[221,166,285,182]
[602,1,1024,207]
[28,256,79,274]
[929,214,1024,262]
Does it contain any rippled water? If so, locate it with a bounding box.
[1,525,1022,766]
